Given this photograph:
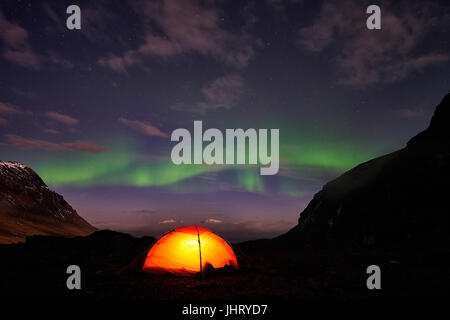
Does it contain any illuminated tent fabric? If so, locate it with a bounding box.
[142,226,238,276]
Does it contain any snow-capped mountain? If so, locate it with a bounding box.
[0,161,96,243]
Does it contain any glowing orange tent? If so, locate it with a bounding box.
[142,226,238,276]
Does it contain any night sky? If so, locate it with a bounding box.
[0,0,449,241]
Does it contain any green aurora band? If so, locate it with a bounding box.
[32,135,383,194]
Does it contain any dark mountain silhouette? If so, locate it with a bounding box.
[0,161,96,243]
[283,93,450,248]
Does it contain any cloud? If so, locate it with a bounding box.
[99,0,258,72]
[297,0,449,85]
[3,48,40,69]
[10,87,37,99]
[0,13,28,47]
[0,101,30,116]
[198,74,244,111]
[0,12,40,69]
[383,53,449,81]
[0,103,19,115]
[0,101,23,115]
[159,219,177,224]
[98,51,141,74]
[81,5,120,43]
[45,112,79,126]
[119,117,168,138]
[4,134,109,153]
[0,102,31,127]
[48,52,74,69]
[201,218,223,224]
[134,209,157,215]
[0,10,74,70]
[42,128,60,134]
[172,74,245,113]
[62,141,108,153]
[397,108,426,118]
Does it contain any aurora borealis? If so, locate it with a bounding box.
[1,0,449,241]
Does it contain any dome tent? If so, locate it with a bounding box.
[143,226,238,276]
